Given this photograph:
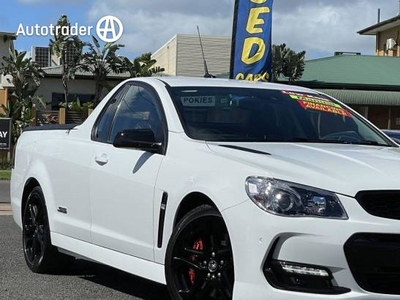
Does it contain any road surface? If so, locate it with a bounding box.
[0,180,10,203]
[0,215,171,299]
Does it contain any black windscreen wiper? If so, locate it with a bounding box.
[318,139,392,147]
[346,140,393,147]
[281,137,393,147]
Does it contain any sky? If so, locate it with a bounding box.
[1,0,399,60]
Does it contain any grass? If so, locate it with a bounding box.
[0,170,11,180]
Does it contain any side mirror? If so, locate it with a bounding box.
[113,129,163,154]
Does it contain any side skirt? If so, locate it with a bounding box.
[51,232,166,284]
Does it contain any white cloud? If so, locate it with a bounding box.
[88,0,234,58]
[273,1,380,58]
[89,0,234,19]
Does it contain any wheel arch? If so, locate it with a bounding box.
[21,177,41,221]
[173,192,219,227]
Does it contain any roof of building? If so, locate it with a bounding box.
[0,31,16,41]
[42,65,130,79]
[299,53,400,89]
[358,15,400,35]
[317,88,400,106]
[296,53,400,106]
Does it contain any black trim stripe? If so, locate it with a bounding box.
[23,124,76,132]
[219,145,271,155]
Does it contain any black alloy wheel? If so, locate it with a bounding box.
[166,205,234,300]
[22,186,74,273]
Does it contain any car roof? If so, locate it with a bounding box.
[130,76,320,94]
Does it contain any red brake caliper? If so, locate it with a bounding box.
[189,238,203,285]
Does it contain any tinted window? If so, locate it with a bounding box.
[109,85,164,143]
[169,87,392,146]
[93,87,126,143]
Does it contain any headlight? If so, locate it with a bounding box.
[245,177,348,219]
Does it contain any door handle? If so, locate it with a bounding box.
[94,154,108,165]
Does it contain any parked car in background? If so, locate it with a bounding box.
[382,129,400,144]
[11,77,400,300]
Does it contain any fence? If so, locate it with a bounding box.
[34,109,60,126]
[33,107,93,126]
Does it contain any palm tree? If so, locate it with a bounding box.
[77,36,125,107]
[49,15,84,107]
[0,49,45,141]
[272,43,306,82]
[124,52,165,77]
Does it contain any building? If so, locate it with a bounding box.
[152,34,231,77]
[0,32,16,63]
[0,32,16,110]
[358,14,400,57]
[39,65,129,109]
[31,46,51,67]
[51,43,78,66]
[31,44,79,68]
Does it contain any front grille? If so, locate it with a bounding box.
[355,191,400,220]
[344,233,400,294]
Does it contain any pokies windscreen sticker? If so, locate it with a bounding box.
[282,91,351,117]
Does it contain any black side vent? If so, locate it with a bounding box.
[157,192,168,248]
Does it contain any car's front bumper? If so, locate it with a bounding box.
[222,194,400,300]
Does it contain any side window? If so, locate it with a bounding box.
[93,85,128,142]
[109,85,164,143]
[95,99,118,142]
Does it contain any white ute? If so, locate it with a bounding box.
[11,77,400,299]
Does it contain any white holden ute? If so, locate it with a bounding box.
[11,77,400,300]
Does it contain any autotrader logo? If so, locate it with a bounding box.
[96,15,124,43]
[16,15,124,43]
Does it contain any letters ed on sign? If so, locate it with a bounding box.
[231,0,273,82]
[242,1,270,65]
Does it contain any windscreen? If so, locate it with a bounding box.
[169,87,392,146]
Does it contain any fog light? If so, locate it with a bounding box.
[264,259,350,294]
[280,261,330,277]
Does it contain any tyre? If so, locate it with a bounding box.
[165,205,234,300]
[22,186,75,273]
